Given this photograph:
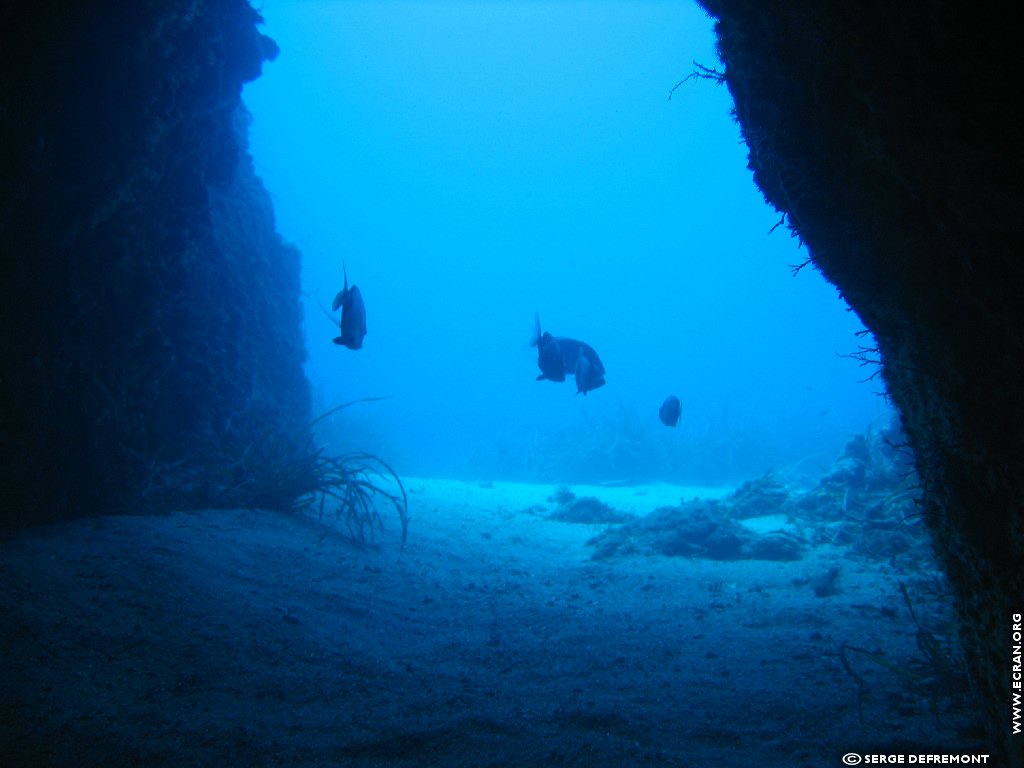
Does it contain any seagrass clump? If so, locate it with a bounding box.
[224,398,408,545]
[315,451,408,546]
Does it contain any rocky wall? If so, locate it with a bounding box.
[695,1,1023,760]
[0,0,308,524]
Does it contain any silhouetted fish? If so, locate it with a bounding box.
[536,331,566,382]
[659,395,681,427]
[331,262,366,350]
[532,314,605,394]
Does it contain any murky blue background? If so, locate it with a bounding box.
[243,1,889,484]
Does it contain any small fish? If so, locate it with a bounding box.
[659,395,681,427]
[331,262,366,350]
[531,314,605,394]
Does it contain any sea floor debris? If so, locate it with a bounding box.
[579,424,928,570]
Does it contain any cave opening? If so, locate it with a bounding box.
[242,0,888,487]
[3,0,1007,764]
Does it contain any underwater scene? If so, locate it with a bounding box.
[0,2,991,766]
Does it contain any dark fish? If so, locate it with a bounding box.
[532,314,605,394]
[536,331,566,382]
[331,262,366,350]
[659,395,681,427]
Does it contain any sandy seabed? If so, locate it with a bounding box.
[0,478,984,767]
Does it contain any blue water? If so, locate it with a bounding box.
[243,1,890,486]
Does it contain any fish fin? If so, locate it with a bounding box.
[531,313,542,347]
[333,336,345,345]
[332,261,350,310]
[331,289,346,312]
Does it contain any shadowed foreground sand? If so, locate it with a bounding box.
[0,479,983,766]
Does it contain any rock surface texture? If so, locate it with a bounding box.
[697,1,1022,760]
[0,1,307,524]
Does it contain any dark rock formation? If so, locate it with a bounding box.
[0,0,307,524]
[696,1,1021,760]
